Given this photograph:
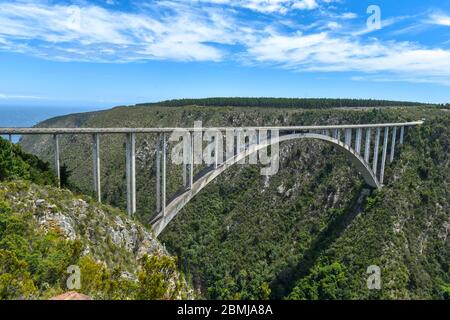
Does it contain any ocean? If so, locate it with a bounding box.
[0,105,108,143]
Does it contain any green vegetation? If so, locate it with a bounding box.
[20,103,449,300]
[0,138,191,299]
[0,138,55,185]
[138,97,427,109]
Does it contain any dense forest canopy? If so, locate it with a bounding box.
[135,97,430,109]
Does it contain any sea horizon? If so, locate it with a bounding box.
[0,105,110,142]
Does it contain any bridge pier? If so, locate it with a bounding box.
[380,127,389,185]
[156,134,161,212]
[189,133,194,188]
[182,131,192,188]
[373,128,380,174]
[162,134,167,216]
[332,129,338,140]
[214,135,220,168]
[236,130,246,164]
[53,134,60,187]
[345,129,352,148]
[155,133,167,216]
[390,126,397,163]
[355,128,362,154]
[400,126,405,145]
[92,134,101,203]
[364,128,371,163]
[126,133,136,217]
[183,160,187,187]
[8,134,12,143]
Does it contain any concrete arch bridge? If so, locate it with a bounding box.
[0,121,423,236]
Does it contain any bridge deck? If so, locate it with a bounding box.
[0,121,423,135]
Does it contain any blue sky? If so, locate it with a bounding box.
[0,0,450,107]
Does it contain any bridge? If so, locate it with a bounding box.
[0,121,423,236]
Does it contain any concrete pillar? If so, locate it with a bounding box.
[333,129,339,140]
[364,128,371,163]
[372,128,381,174]
[345,129,352,148]
[156,134,161,213]
[183,163,187,187]
[380,127,389,185]
[236,130,246,164]
[53,134,60,187]
[336,129,341,142]
[355,128,362,154]
[162,133,167,216]
[189,132,194,188]
[400,126,405,145]
[8,134,12,143]
[126,133,136,217]
[214,135,220,169]
[92,133,101,203]
[390,126,397,163]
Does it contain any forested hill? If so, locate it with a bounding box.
[135,97,429,109]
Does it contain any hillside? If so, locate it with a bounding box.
[20,103,449,299]
[0,138,192,299]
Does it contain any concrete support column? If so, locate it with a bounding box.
[380,127,389,185]
[400,126,405,145]
[126,133,136,217]
[53,134,60,187]
[372,128,381,174]
[214,135,219,169]
[183,163,187,187]
[8,134,12,143]
[92,133,101,203]
[333,129,338,140]
[364,128,371,163]
[336,129,341,142]
[161,133,167,216]
[345,129,352,148]
[390,126,397,163]
[355,128,362,154]
[236,130,242,155]
[156,134,161,213]
[189,132,194,188]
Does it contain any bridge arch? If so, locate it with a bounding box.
[151,132,380,236]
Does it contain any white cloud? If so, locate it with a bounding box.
[0,2,240,61]
[0,93,43,99]
[176,0,329,14]
[246,31,450,85]
[340,12,357,20]
[292,0,318,11]
[0,1,450,86]
[428,13,450,26]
